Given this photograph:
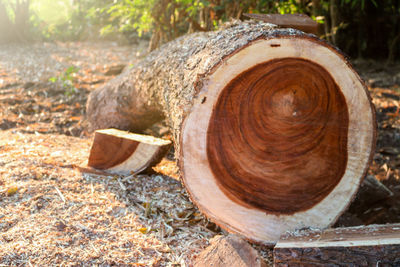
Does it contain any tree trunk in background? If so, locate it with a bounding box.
[387,33,400,64]
[86,21,376,245]
[13,0,31,41]
[0,2,16,43]
[0,0,31,43]
[329,0,338,45]
[311,0,323,35]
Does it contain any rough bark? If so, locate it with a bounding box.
[86,20,376,244]
[88,129,171,175]
[274,224,400,266]
[193,235,267,267]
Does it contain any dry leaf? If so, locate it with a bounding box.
[138,227,148,234]
[69,116,81,121]
[7,186,18,196]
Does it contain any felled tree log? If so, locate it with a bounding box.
[88,128,171,175]
[274,224,400,266]
[243,13,318,34]
[86,20,376,244]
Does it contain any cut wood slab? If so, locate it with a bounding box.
[88,128,171,175]
[87,21,376,244]
[244,13,318,34]
[194,235,267,267]
[274,224,400,266]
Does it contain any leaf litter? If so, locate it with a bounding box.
[0,130,221,266]
[0,41,221,266]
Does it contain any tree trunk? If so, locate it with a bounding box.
[0,2,16,43]
[86,20,376,245]
[329,0,338,45]
[13,0,31,41]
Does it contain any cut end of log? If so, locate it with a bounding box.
[181,36,375,244]
[88,128,171,175]
[207,58,348,214]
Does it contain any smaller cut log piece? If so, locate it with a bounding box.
[88,128,171,175]
[194,235,267,267]
[274,224,400,266]
[244,13,318,34]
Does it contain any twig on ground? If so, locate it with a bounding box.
[54,186,66,203]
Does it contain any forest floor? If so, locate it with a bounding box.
[0,41,399,266]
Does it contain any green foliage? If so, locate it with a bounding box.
[1,0,399,60]
[95,0,311,49]
[49,66,79,97]
[98,0,154,37]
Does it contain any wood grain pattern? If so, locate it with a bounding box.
[207,58,348,214]
[88,129,171,174]
[181,36,374,243]
[88,130,139,169]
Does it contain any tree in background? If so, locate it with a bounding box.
[0,0,31,43]
[0,2,15,43]
[98,0,307,50]
[0,0,398,61]
[96,0,399,61]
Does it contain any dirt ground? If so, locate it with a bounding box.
[0,41,399,266]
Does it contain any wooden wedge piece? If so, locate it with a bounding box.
[88,128,171,175]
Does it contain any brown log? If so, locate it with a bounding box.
[193,235,267,267]
[88,128,171,175]
[86,21,376,244]
[274,223,400,266]
[243,13,318,34]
